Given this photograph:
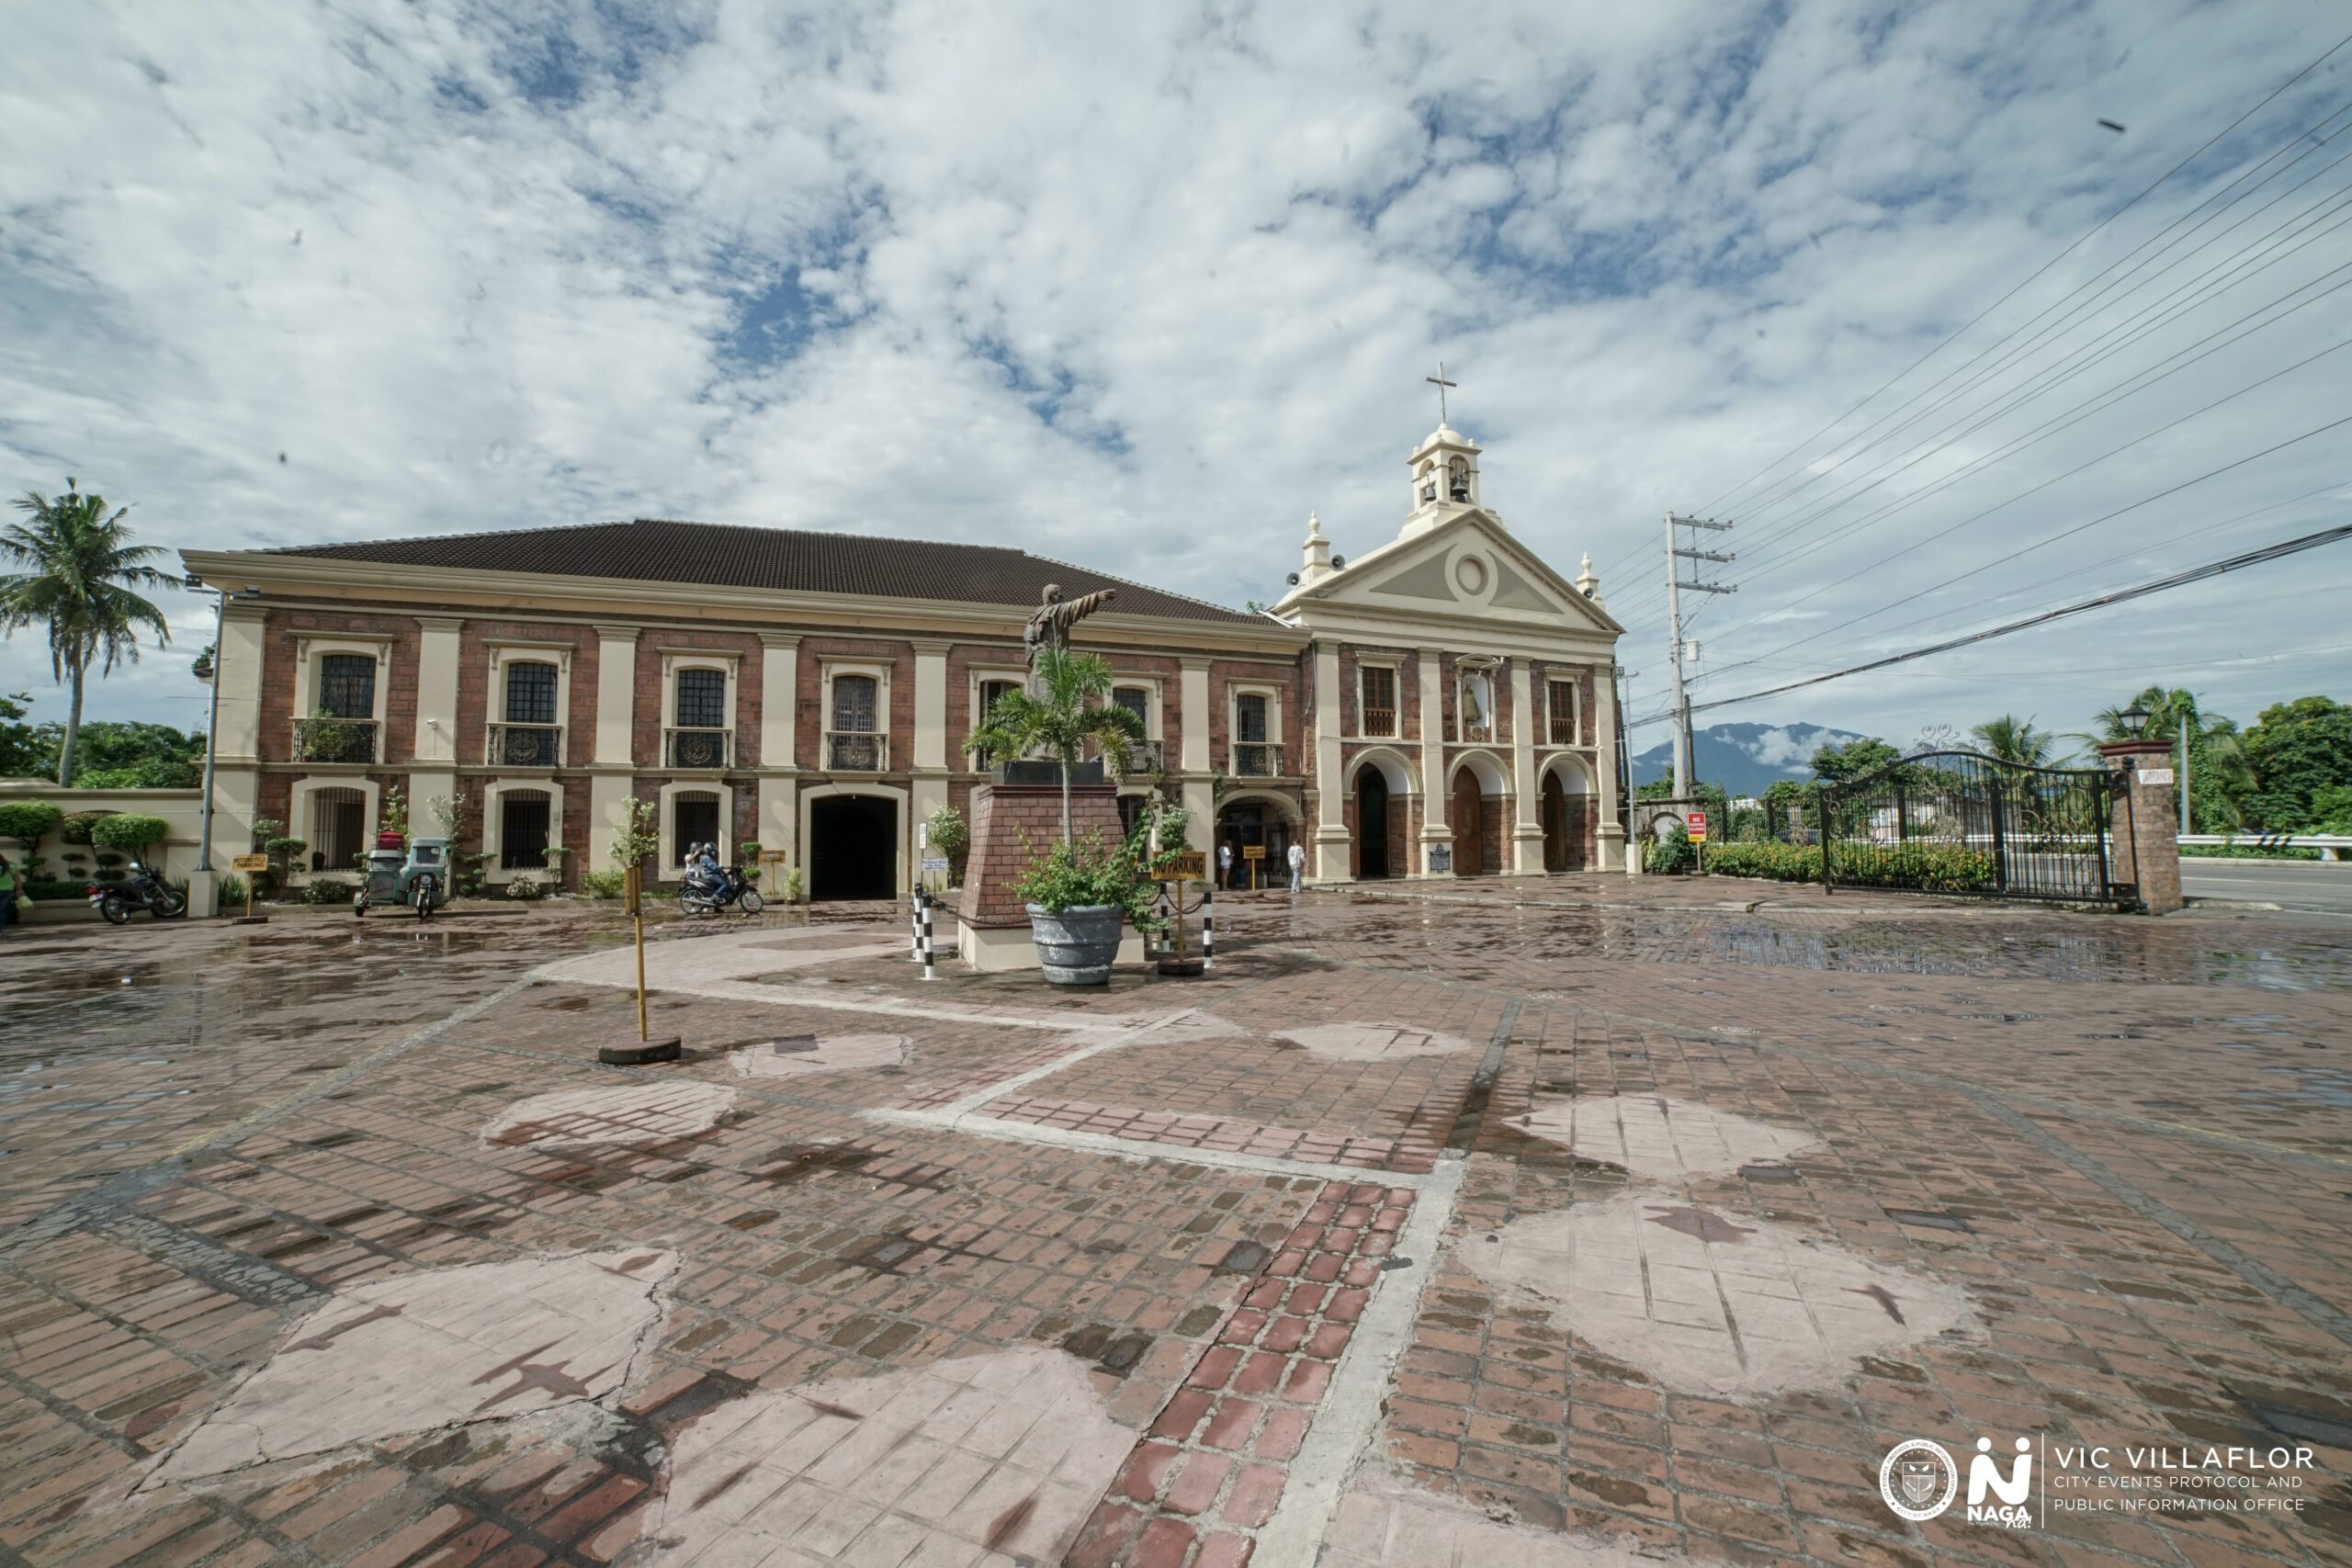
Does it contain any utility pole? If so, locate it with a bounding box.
[1663,513,1736,796]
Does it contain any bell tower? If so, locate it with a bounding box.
[1402,423,1482,536]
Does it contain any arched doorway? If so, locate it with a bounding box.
[809,795,896,900]
[1215,796,1295,889]
[1541,773,1588,871]
[1451,770,1484,875]
[1356,767,1391,879]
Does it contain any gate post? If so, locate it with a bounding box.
[1987,777,2007,895]
[2098,740,2182,913]
[1815,785,1832,895]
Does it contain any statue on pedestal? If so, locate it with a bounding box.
[1023,583,1115,693]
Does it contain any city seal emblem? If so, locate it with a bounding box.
[1880,1438,1959,1522]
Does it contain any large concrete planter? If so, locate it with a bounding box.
[1026,902,1123,986]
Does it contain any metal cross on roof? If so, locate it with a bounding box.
[1426,362,1456,425]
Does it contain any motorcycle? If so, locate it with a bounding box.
[678,862,764,918]
[355,838,451,921]
[90,861,188,924]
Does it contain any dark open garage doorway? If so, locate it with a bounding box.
[809,795,897,901]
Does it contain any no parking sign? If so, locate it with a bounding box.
[1688,810,1708,843]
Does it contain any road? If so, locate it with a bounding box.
[2181,853,2352,912]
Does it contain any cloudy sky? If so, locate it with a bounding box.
[5,0,2346,756]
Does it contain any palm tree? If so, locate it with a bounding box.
[0,479,174,784]
[1970,714,2055,769]
[965,644,1145,844]
[2082,685,2255,829]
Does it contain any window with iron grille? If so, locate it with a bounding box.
[319,654,376,719]
[499,793,551,870]
[1235,693,1268,742]
[832,674,878,732]
[310,786,367,871]
[504,661,559,725]
[1547,680,1579,745]
[1360,666,1396,735]
[1113,686,1150,730]
[675,668,728,729]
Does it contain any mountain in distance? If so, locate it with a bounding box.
[1630,720,1869,798]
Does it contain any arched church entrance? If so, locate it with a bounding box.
[1356,767,1391,880]
[1541,773,1581,871]
[809,795,897,901]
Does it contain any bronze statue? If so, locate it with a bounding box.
[1023,582,1115,687]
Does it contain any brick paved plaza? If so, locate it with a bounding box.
[1,880,2346,1568]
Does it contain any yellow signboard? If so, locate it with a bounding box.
[1242,845,1266,861]
[230,853,269,873]
[1165,851,1208,881]
[761,849,788,863]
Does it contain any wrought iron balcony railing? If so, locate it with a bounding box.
[1361,707,1397,738]
[488,723,563,767]
[1547,718,1578,746]
[291,716,379,764]
[826,731,888,772]
[664,727,732,769]
[1231,741,1283,777]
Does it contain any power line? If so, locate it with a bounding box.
[1627,521,2352,724]
[1592,34,2352,591]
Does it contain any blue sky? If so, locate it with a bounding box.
[4,0,2346,756]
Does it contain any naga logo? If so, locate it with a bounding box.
[1966,1436,2034,1528]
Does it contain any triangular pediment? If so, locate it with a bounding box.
[1277,510,1623,637]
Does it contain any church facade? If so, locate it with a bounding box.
[182,421,1625,900]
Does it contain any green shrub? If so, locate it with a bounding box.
[301,876,357,906]
[1011,828,1159,931]
[24,878,92,900]
[503,875,546,901]
[90,813,170,856]
[1702,840,1821,882]
[1643,820,1694,874]
[0,799,62,849]
[581,867,626,899]
[215,874,250,906]
[1826,841,1996,891]
[2179,842,2322,861]
[59,810,108,845]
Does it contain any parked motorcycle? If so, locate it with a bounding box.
[678,863,764,917]
[90,862,187,924]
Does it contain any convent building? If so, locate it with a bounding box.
[182,419,1627,901]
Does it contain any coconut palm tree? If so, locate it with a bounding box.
[964,644,1145,845]
[2082,685,2255,829]
[1970,714,2056,768]
[0,479,174,784]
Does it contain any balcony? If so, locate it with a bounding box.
[291,716,379,764]
[826,730,888,772]
[488,723,563,768]
[1547,719,1578,746]
[1231,741,1284,777]
[1095,739,1164,776]
[665,727,733,769]
[1362,708,1397,739]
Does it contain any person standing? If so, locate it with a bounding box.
[1217,840,1234,890]
[1286,840,1306,893]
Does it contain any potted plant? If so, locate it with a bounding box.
[377,786,408,850]
[965,645,1147,984]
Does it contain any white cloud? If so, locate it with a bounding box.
[2,0,2345,750]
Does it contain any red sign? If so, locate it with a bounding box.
[1688,810,1708,843]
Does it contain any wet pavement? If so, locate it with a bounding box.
[0,882,2346,1568]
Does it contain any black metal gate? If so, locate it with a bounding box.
[1818,750,2132,905]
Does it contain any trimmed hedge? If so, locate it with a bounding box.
[1701,841,1821,882]
[1827,841,1996,891]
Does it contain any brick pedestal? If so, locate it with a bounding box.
[957,780,1134,971]
[2098,739,2183,914]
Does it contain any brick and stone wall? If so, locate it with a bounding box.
[957,782,1128,928]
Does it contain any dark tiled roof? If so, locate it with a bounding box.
[261,518,1256,625]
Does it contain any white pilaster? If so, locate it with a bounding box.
[1600,664,1628,874]
[1510,657,1543,873]
[910,639,950,771]
[1417,648,1448,874]
[1312,640,1349,882]
[759,632,799,770]
[594,625,639,767]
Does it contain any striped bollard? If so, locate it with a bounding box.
[909,888,922,961]
[919,891,936,981]
[1202,884,1215,971]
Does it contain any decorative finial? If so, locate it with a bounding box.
[1306,510,1323,538]
[1575,553,1600,599]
